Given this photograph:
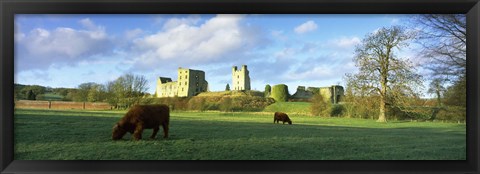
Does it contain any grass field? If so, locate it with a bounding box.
[263,102,311,115]
[14,109,466,160]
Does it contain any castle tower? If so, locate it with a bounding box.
[177,67,208,97]
[155,67,208,98]
[232,65,251,91]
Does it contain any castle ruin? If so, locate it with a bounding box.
[232,65,251,91]
[292,85,344,104]
[156,67,208,98]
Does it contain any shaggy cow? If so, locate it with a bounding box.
[274,112,292,125]
[112,104,170,140]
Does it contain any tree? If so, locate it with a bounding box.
[225,84,230,91]
[412,14,466,81]
[73,82,97,102]
[345,26,422,122]
[411,15,466,108]
[264,84,271,97]
[106,73,149,109]
[311,93,331,117]
[87,84,107,102]
[427,78,446,107]
[26,90,36,100]
[443,76,466,107]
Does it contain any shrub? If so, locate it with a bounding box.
[148,97,190,111]
[436,106,466,123]
[271,84,289,102]
[311,93,332,117]
[219,97,233,112]
[230,96,275,112]
[330,104,344,117]
[264,84,271,97]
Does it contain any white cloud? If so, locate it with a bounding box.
[125,28,143,40]
[15,18,113,71]
[162,15,201,30]
[331,37,361,48]
[130,14,268,71]
[294,20,318,34]
[285,66,333,80]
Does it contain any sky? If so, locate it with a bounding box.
[14,14,422,95]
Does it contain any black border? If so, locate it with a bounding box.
[1,0,479,173]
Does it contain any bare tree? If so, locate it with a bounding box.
[427,78,446,107]
[345,26,422,123]
[412,14,466,80]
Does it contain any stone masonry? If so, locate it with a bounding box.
[232,65,251,91]
[156,67,208,97]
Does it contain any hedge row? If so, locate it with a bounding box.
[146,95,275,112]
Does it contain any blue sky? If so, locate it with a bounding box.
[14,14,420,95]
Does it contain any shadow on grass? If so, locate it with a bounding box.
[14,110,466,160]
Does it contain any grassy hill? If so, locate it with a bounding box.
[197,90,264,97]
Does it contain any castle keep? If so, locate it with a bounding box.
[232,65,251,91]
[156,68,208,98]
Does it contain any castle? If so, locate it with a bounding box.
[156,65,344,104]
[232,65,251,91]
[155,67,208,97]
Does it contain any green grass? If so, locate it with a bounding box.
[38,93,64,101]
[263,102,312,115]
[14,109,466,160]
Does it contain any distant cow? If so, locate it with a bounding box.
[112,104,170,140]
[274,112,292,125]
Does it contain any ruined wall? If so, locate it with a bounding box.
[292,85,344,104]
[291,86,314,99]
[232,65,251,91]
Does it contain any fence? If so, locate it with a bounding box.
[15,100,111,110]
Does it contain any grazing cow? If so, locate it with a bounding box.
[112,104,170,140]
[274,112,292,125]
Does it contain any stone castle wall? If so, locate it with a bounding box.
[292,85,344,104]
[156,68,208,98]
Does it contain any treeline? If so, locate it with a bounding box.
[15,73,150,109]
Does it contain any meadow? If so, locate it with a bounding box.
[14,108,466,160]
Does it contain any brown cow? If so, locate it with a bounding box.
[274,112,292,125]
[112,104,170,140]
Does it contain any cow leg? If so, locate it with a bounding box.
[150,126,159,139]
[162,123,169,138]
[283,121,285,124]
[133,123,144,140]
[274,119,276,123]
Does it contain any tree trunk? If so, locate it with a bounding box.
[377,95,387,123]
[377,74,388,123]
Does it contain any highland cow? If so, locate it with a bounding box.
[274,112,292,125]
[112,104,170,140]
